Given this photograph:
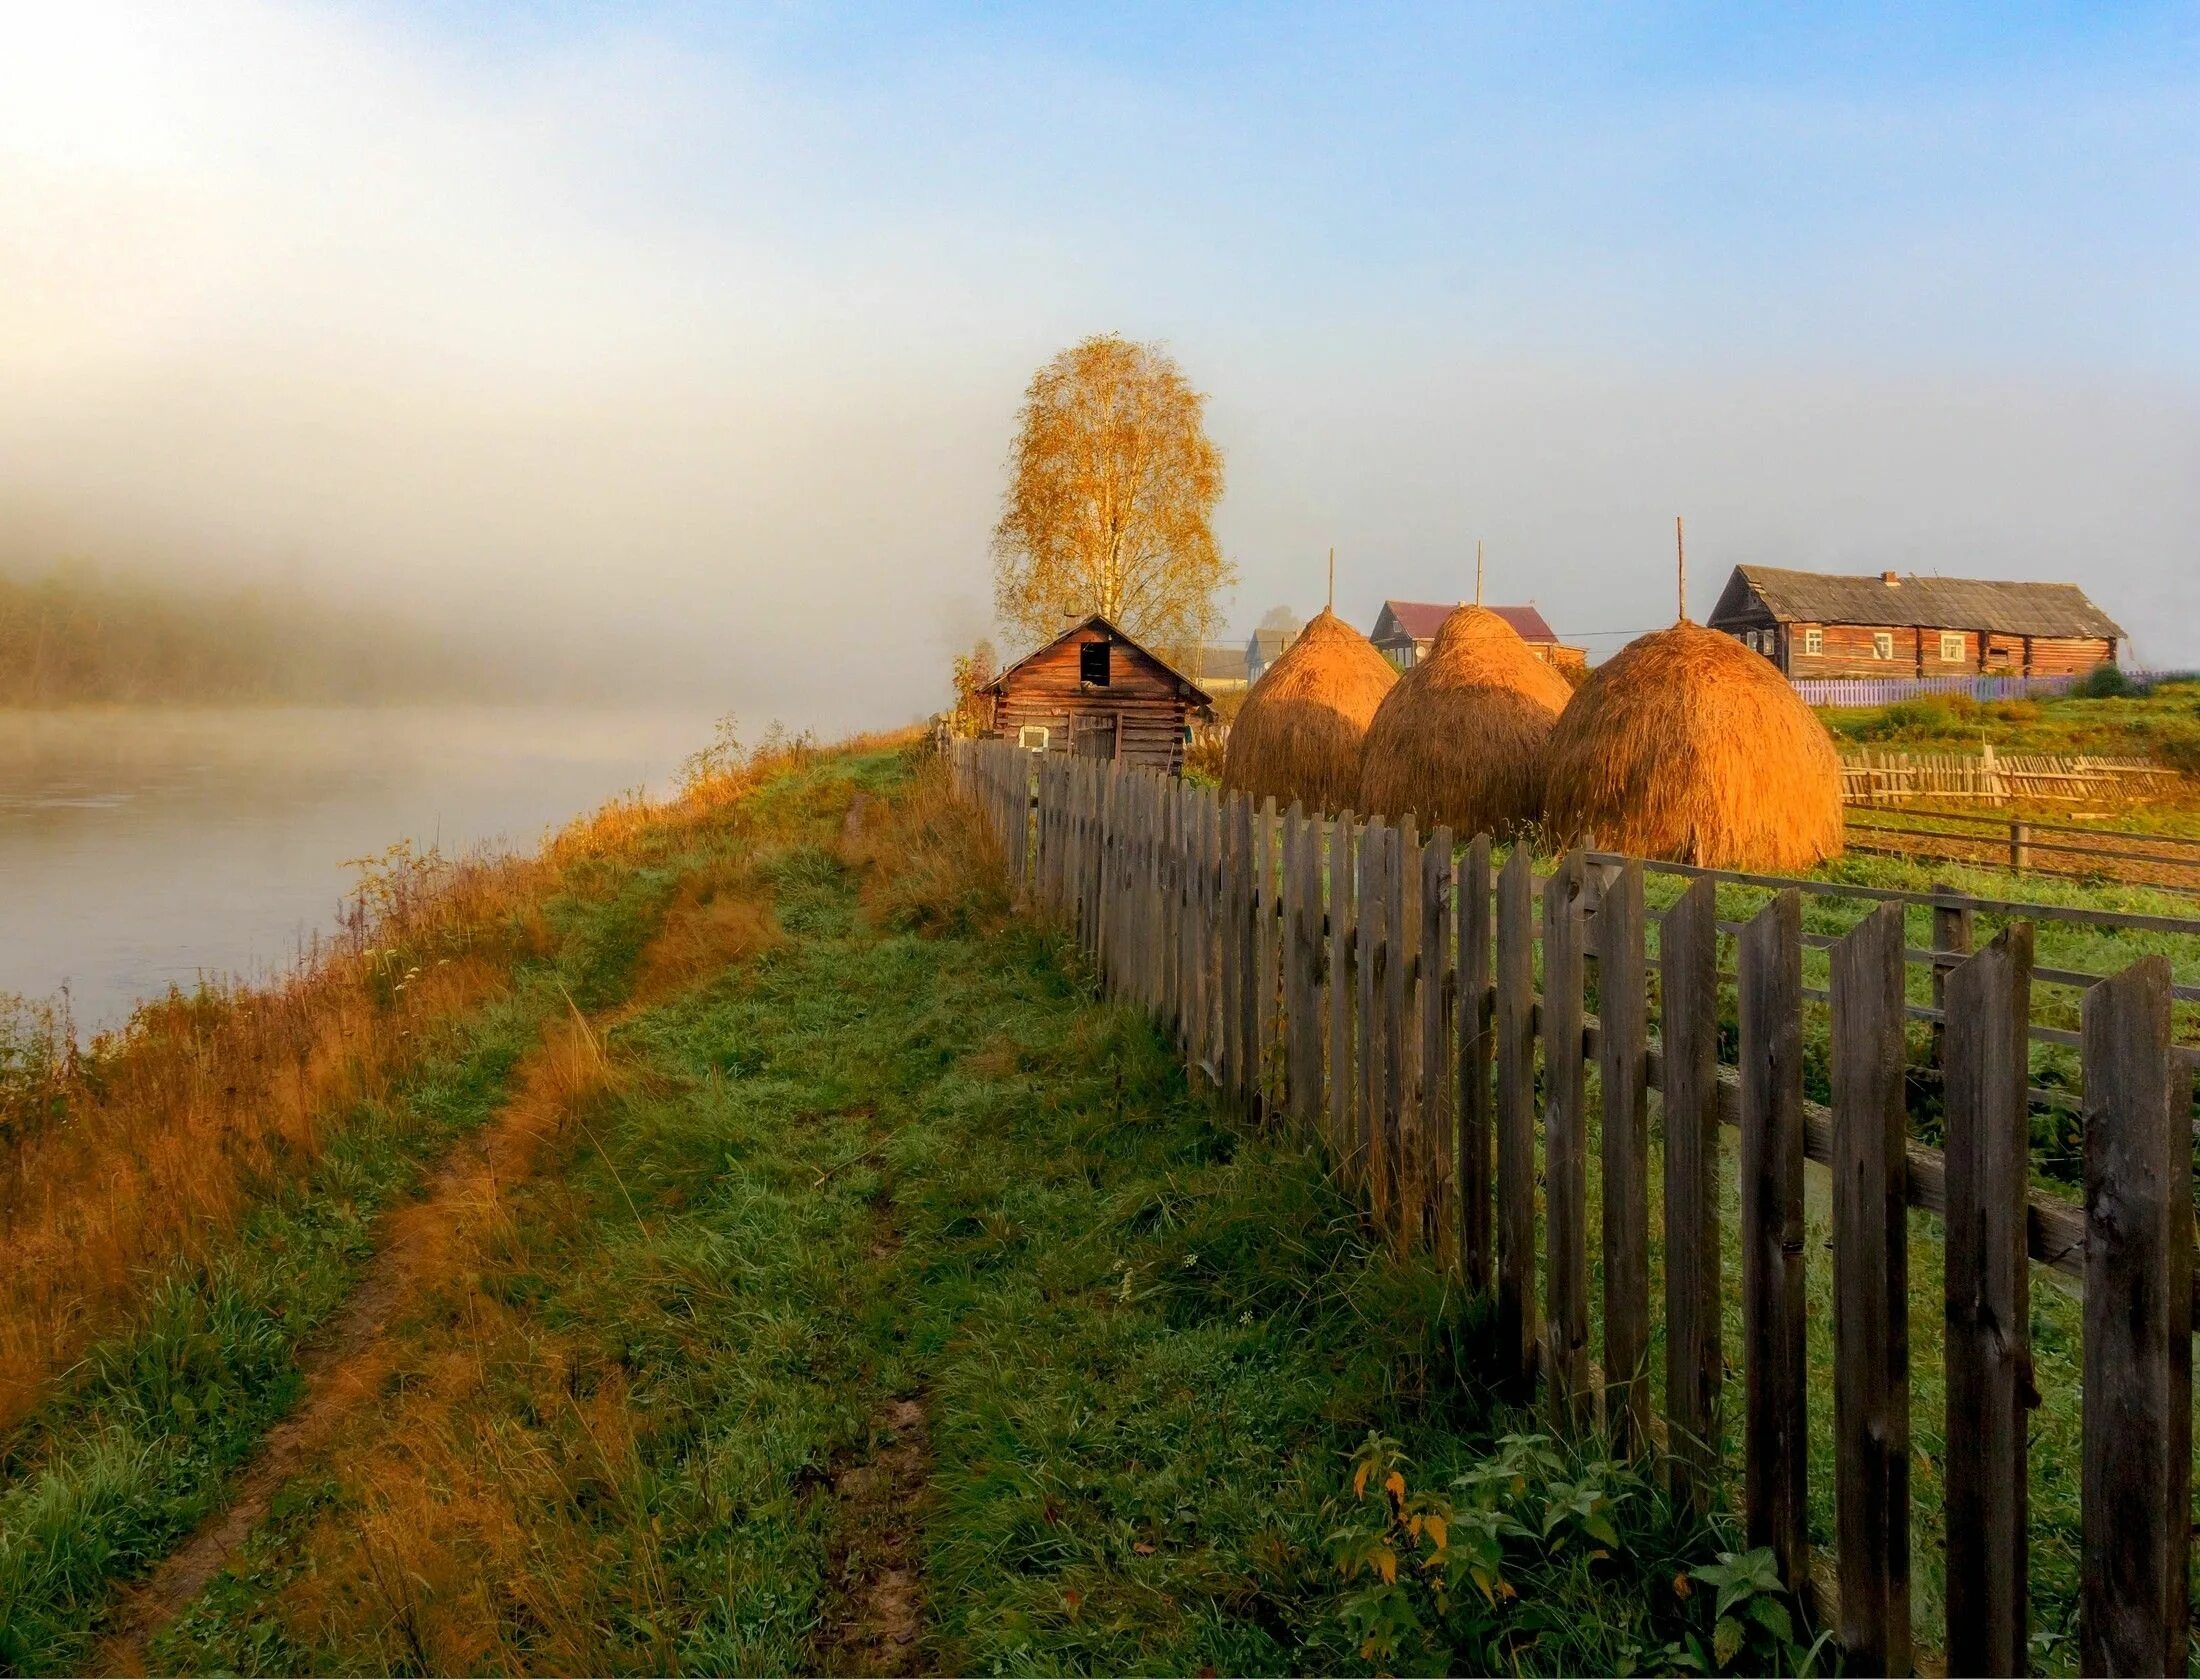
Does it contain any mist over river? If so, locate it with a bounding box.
[0,706,725,1030]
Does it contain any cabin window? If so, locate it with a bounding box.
[1017,724,1049,752]
[1803,628,1823,656]
[1873,632,1895,661]
[1080,641,1111,686]
[1940,632,1964,662]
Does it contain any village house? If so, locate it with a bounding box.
[1706,565,2124,679]
[984,613,1211,773]
[1369,600,1588,676]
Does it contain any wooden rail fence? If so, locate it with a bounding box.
[949,738,2200,1676]
[1840,747,2184,805]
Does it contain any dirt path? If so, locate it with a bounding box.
[95,1023,606,1674]
[821,1392,934,1676]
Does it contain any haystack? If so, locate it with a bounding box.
[1357,605,1574,836]
[1222,608,1397,813]
[1542,620,1843,870]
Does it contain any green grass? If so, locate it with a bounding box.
[121,755,1800,1677]
[0,832,730,1670]
[1816,679,2200,777]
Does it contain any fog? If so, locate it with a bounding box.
[3,3,2194,737]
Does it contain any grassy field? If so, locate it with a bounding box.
[1816,677,2200,779]
[1,742,1829,1676]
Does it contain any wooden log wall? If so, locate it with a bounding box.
[947,739,2197,1676]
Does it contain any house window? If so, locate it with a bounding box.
[1017,724,1050,752]
[1080,641,1111,686]
[1873,632,1895,661]
[1803,628,1823,657]
[1940,632,1964,663]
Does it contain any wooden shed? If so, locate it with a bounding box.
[984,614,1212,773]
[1708,565,2124,679]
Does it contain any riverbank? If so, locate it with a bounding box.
[1,740,1806,1676]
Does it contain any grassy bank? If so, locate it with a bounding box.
[2,744,1824,1675]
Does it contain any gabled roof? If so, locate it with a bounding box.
[1246,625,1298,660]
[1375,600,1561,644]
[984,613,1214,705]
[1715,566,2125,639]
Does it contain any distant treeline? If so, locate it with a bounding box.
[0,564,503,705]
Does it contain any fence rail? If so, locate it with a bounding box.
[948,737,2200,1675]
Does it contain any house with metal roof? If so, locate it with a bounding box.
[1706,565,2125,680]
[1368,600,1587,676]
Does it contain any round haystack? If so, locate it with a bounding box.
[1357,605,1575,836]
[1222,608,1397,813]
[1542,621,1844,870]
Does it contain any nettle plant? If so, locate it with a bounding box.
[1328,1431,1828,1676]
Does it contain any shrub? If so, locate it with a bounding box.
[2074,663,2140,699]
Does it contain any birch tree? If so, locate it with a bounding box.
[991,334,1232,665]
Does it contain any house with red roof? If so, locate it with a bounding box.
[1368,600,1587,677]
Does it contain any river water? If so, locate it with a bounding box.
[0,706,720,1031]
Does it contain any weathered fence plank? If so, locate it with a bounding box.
[1358,818,1387,1207]
[1387,818,1420,1249]
[1329,813,1357,1169]
[1830,901,1912,1676]
[1495,842,1540,1397]
[1543,850,1590,1431]
[2080,955,2190,1678]
[1421,827,1456,1267]
[1661,874,1721,1514]
[1457,834,1494,1294]
[1597,857,1650,1455]
[1290,807,1324,1138]
[1663,871,1716,1513]
[1739,890,1808,1593]
[1943,922,2033,1679]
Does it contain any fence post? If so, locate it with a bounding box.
[1596,857,1650,1455]
[1358,818,1388,1211]
[1457,834,1494,1294]
[1421,827,1455,1267]
[1328,814,1357,1172]
[2009,820,2031,873]
[1291,807,1324,1139]
[1543,850,1591,1433]
[1830,901,1912,1676]
[1943,923,2033,1679]
[1256,798,1280,1121]
[1222,793,1248,1104]
[2080,955,2189,1677]
[1661,875,1721,1515]
[1387,817,1420,1251]
[1495,842,1540,1398]
[1739,890,1809,1593]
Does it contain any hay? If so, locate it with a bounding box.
[1221,608,1397,812]
[1543,621,1844,870]
[1357,605,1574,836]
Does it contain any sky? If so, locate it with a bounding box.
[2,1,2195,731]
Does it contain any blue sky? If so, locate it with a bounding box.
[1,1,2193,720]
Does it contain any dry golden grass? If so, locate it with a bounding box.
[1356,605,1574,837]
[1221,609,1397,814]
[0,737,814,1436]
[847,759,1011,937]
[1542,620,1845,871]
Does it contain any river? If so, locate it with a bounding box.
[0,705,722,1031]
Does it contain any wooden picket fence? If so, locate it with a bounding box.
[948,737,2198,1676]
[1841,747,2184,806]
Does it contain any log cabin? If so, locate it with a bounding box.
[984,614,1212,773]
[1369,599,1588,677]
[1707,566,2124,680]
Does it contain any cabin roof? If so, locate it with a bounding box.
[1714,565,2125,639]
[984,613,1214,705]
[1376,600,1561,644]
